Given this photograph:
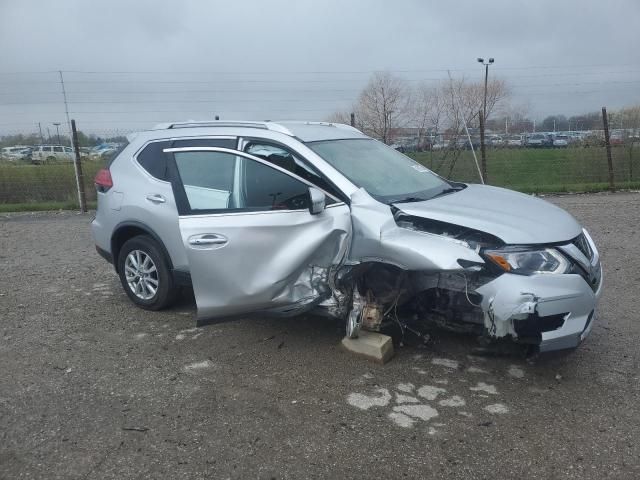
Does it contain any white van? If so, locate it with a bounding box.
[31,145,75,164]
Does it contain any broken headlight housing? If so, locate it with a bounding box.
[483,247,570,275]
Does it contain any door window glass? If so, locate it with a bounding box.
[242,158,309,211]
[173,150,312,213]
[174,151,236,210]
[245,142,340,200]
[54,146,63,153]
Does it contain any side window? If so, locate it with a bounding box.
[54,146,63,153]
[137,141,171,180]
[243,158,309,211]
[64,147,73,153]
[138,138,236,181]
[174,151,236,211]
[172,150,311,213]
[244,142,341,201]
[43,147,52,153]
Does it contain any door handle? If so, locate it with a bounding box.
[146,194,166,204]
[188,234,228,246]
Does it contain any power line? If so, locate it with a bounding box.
[50,63,640,74]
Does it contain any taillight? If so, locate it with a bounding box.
[94,168,113,192]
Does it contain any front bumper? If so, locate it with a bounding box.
[475,264,603,352]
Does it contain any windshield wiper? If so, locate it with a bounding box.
[431,186,465,199]
[390,196,427,204]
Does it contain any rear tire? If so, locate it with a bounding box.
[117,235,177,310]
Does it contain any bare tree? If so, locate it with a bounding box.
[355,72,411,144]
[442,76,509,132]
[413,82,446,148]
[325,110,353,125]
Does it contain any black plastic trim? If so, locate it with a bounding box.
[172,269,192,287]
[95,245,113,264]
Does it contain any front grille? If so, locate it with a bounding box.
[573,233,593,261]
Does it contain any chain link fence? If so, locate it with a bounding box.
[1,124,638,212]
[0,127,130,212]
[409,140,640,193]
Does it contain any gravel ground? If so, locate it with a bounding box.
[1,192,639,479]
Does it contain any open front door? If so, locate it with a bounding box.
[166,147,351,322]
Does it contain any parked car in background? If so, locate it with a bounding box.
[91,120,602,354]
[31,145,74,163]
[552,134,569,147]
[487,135,504,147]
[89,143,120,160]
[431,140,449,151]
[1,146,32,162]
[505,135,524,147]
[525,133,551,148]
[609,131,625,145]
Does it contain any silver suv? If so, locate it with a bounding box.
[91,121,602,353]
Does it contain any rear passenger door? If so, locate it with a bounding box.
[131,137,237,272]
[165,147,351,323]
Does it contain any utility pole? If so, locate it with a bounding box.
[60,70,83,209]
[58,71,72,143]
[350,112,355,127]
[477,57,494,183]
[53,122,61,144]
[38,123,44,144]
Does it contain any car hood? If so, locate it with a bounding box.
[393,184,582,244]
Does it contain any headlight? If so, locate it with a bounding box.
[483,247,570,275]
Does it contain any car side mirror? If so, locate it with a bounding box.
[308,187,326,215]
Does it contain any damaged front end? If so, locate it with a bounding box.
[316,189,602,354]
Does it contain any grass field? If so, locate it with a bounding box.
[0,146,638,212]
[409,144,640,193]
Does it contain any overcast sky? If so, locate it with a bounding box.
[1,0,639,135]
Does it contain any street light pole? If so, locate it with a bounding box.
[477,57,494,183]
[53,122,61,144]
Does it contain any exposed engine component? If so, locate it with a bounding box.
[361,291,384,331]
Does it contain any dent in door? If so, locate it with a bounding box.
[181,205,351,321]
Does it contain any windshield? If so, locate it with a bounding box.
[307,139,450,203]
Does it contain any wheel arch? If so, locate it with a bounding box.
[111,221,174,274]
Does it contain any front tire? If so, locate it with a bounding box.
[117,235,177,310]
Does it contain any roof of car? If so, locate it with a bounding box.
[142,120,368,143]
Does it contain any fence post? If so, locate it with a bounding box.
[602,107,615,191]
[71,119,87,212]
[350,112,355,127]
